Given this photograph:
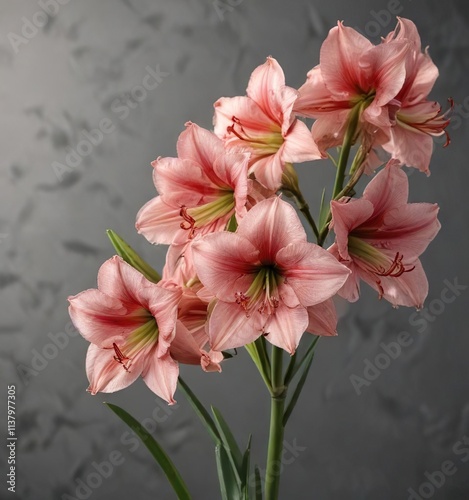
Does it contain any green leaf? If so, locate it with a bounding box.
[178,377,220,446]
[211,406,243,480]
[241,435,252,500]
[283,347,316,426]
[106,229,161,283]
[105,403,191,500]
[283,351,297,387]
[254,465,263,500]
[288,335,319,384]
[215,445,242,500]
[244,340,272,392]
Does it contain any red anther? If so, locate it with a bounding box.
[376,252,415,279]
[179,206,196,239]
[113,343,131,372]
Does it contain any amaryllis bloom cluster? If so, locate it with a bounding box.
[68,16,447,406]
[294,17,450,174]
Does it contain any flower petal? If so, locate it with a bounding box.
[191,232,259,301]
[360,258,428,308]
[237,197,307,262]
[305,298,338,336]
[142,352,179,404]
[136,196,185,245]
[275,241,351,306]
[86,343,144,395]
[208,300,263,351]
[330,198,375,259]
[176,122,226,172]
[264,303,308,354]
[281,119,323,163]
[68,288,143,346]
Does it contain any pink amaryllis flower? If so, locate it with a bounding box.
[294,20,409,152]
[294,18,450,173]
[68,256,182,403]
[213,57,322,191]
[329,161,441,308]
[136,122,250,245]
[191,197,350,354]
[379,17,451,174]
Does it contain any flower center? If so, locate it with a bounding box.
[235,265,281,316]
[227,115,284,154]
[112,318,159,372]
[180,192,235,238]
[348,236,415,298]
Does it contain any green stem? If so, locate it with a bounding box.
[295,194,320,241]
[318,106,361,246]
[265,346,286,500]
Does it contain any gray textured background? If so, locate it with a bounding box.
[1,0,468,499]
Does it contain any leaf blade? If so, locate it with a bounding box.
[105,403,191,500]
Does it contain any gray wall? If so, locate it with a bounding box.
[1,0,468,498]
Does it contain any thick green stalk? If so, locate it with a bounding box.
[318,106,361,246]
[265,346,286,500]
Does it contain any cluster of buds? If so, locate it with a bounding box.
[68,18,448,404]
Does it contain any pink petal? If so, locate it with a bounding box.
[382,120,434,174]
[294,66,345,118]
[144,283,181,357]
[86,343,144,395]
[360,41,408,107]
[170,321,206,365]
[191,231,259,302]
[176,122,226,171]
[305,298,338,336]
[246,57,294,131]
[97,256,150,306]
[208,300,263,351]
[264,302,309,354]
[330,198,375,259]
[68,288,143,346]
[249,150,285,191]
[237,197,307,262]
[136,196,185,245]
[320,21,373,99]
[360,258,428,308]
[362,161,409,219]
[153,156,214,207]
[365,203,441,261]
[214,96,276,142]
[142,352,179,404]
[281,119,323,163]
[275,241,351,306]
[311,109,350,152]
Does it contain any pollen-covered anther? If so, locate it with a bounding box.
[179,206,196,239]
[376,252,415,278]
